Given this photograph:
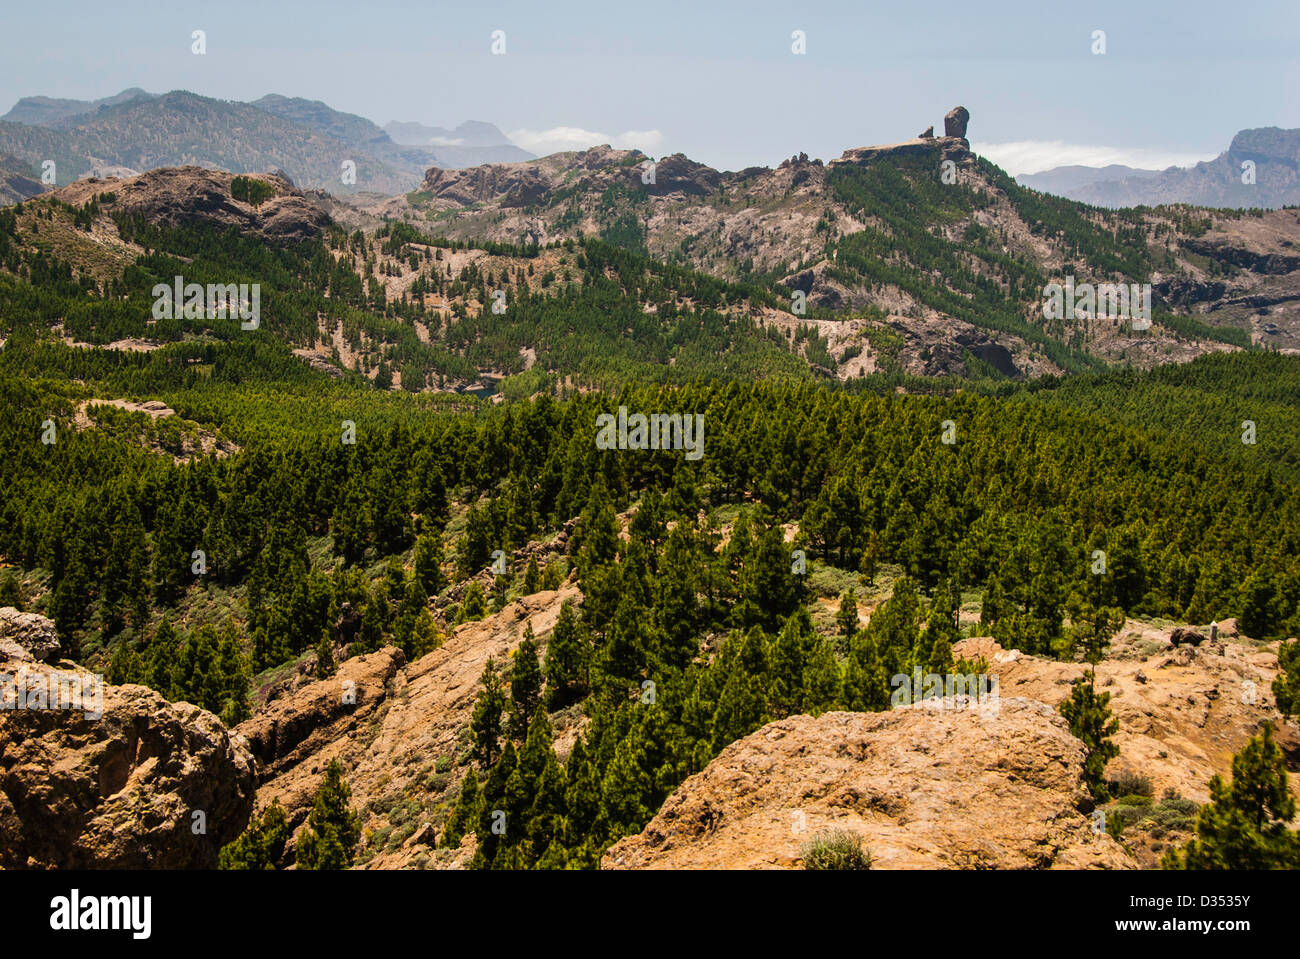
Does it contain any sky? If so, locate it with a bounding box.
[2,0,1297,175]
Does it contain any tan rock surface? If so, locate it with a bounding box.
[0,660,255,868]
[953,624,1299,807]
[603,699,1133,870]
[242,583,583,866]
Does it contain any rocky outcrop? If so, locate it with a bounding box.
[603,699,1133,869]
[238,647,404,777]
[950,626,1297,810]
[0,613,255,868]
[244,583,584,866]
[944,105,970,139]
[51,166,330,242]
[0,606,60,664]
[643,153,723,197]
[420,163,550,207]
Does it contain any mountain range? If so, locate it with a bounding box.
[1018,127,1300,209]
[0,88,531,195]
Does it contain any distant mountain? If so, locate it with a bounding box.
[0,88,155,127]
[383,119,503,147]
[0,88,532,192]
[1017,164,1162,195]
[383,119,534,166]
[1023,128,1300,209]
[0,90,416,194]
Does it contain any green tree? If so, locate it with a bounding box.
[471,657,507,766]
[413,533,446,598]
[1274,639,1299,721]
[523,555,541,594]
[296,760,362,870]
[836,590,859,640]
[218,800,289,870]
[315,632,336,679]
[1058,670,1120,801]
[1164,724,1300,869]
[508,625,544,740]
[543,600,591,709]
[442,768,482,848]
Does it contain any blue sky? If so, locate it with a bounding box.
[2,0,1297,174]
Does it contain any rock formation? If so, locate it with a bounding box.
[603,699,1133,869]
[918,125,935,139]
[944,105,970,139]
[50,166,330,242]
[0,607,61,664]
[0,611,255,868]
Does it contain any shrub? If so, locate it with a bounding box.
[1109,768,1154,798]
[800,828,872,870]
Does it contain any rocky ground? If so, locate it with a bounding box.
[2,584,1295,870]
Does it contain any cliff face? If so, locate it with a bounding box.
[0,608,256,869]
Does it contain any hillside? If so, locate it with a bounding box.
[356,109,1300,370]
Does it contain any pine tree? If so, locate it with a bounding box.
[441,768,482,848]
[315,631,336,679]
[296,760,362,870]
[218,800,289,870]
[543,600,591,709]
[474,741,517,868]
[836,590,859,640]
[1273,639,1299,721]
[470,658,507,766]
[563,736,601,849]
[523,554,541,594]
[508,625,544,740]
[1164,724,1300,869]
[1058,669,1120,801]
[412,533,446,598]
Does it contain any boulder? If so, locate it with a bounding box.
[0,606,60,664]
[1170,626,1208,647]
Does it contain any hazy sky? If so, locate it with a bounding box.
[3,0,1297,174]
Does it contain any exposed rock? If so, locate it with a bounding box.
[603,699,1132,869]
[237,647,405,778]
[0,606,60,664]
[334,601,363,647]
[919,126,935,139]
[244,583,584,866]
[1170,626,1207,647]
[0,615,255,868]
[952,629,1296,810]
[642,153,723,197]
[944,105,970,139]
[50,166,330,242]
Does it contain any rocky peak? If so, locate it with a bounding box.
[944,105,970,139]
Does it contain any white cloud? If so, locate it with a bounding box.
[972,140,1218,177]
[508,126,664,156]
[428,136,465,147]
